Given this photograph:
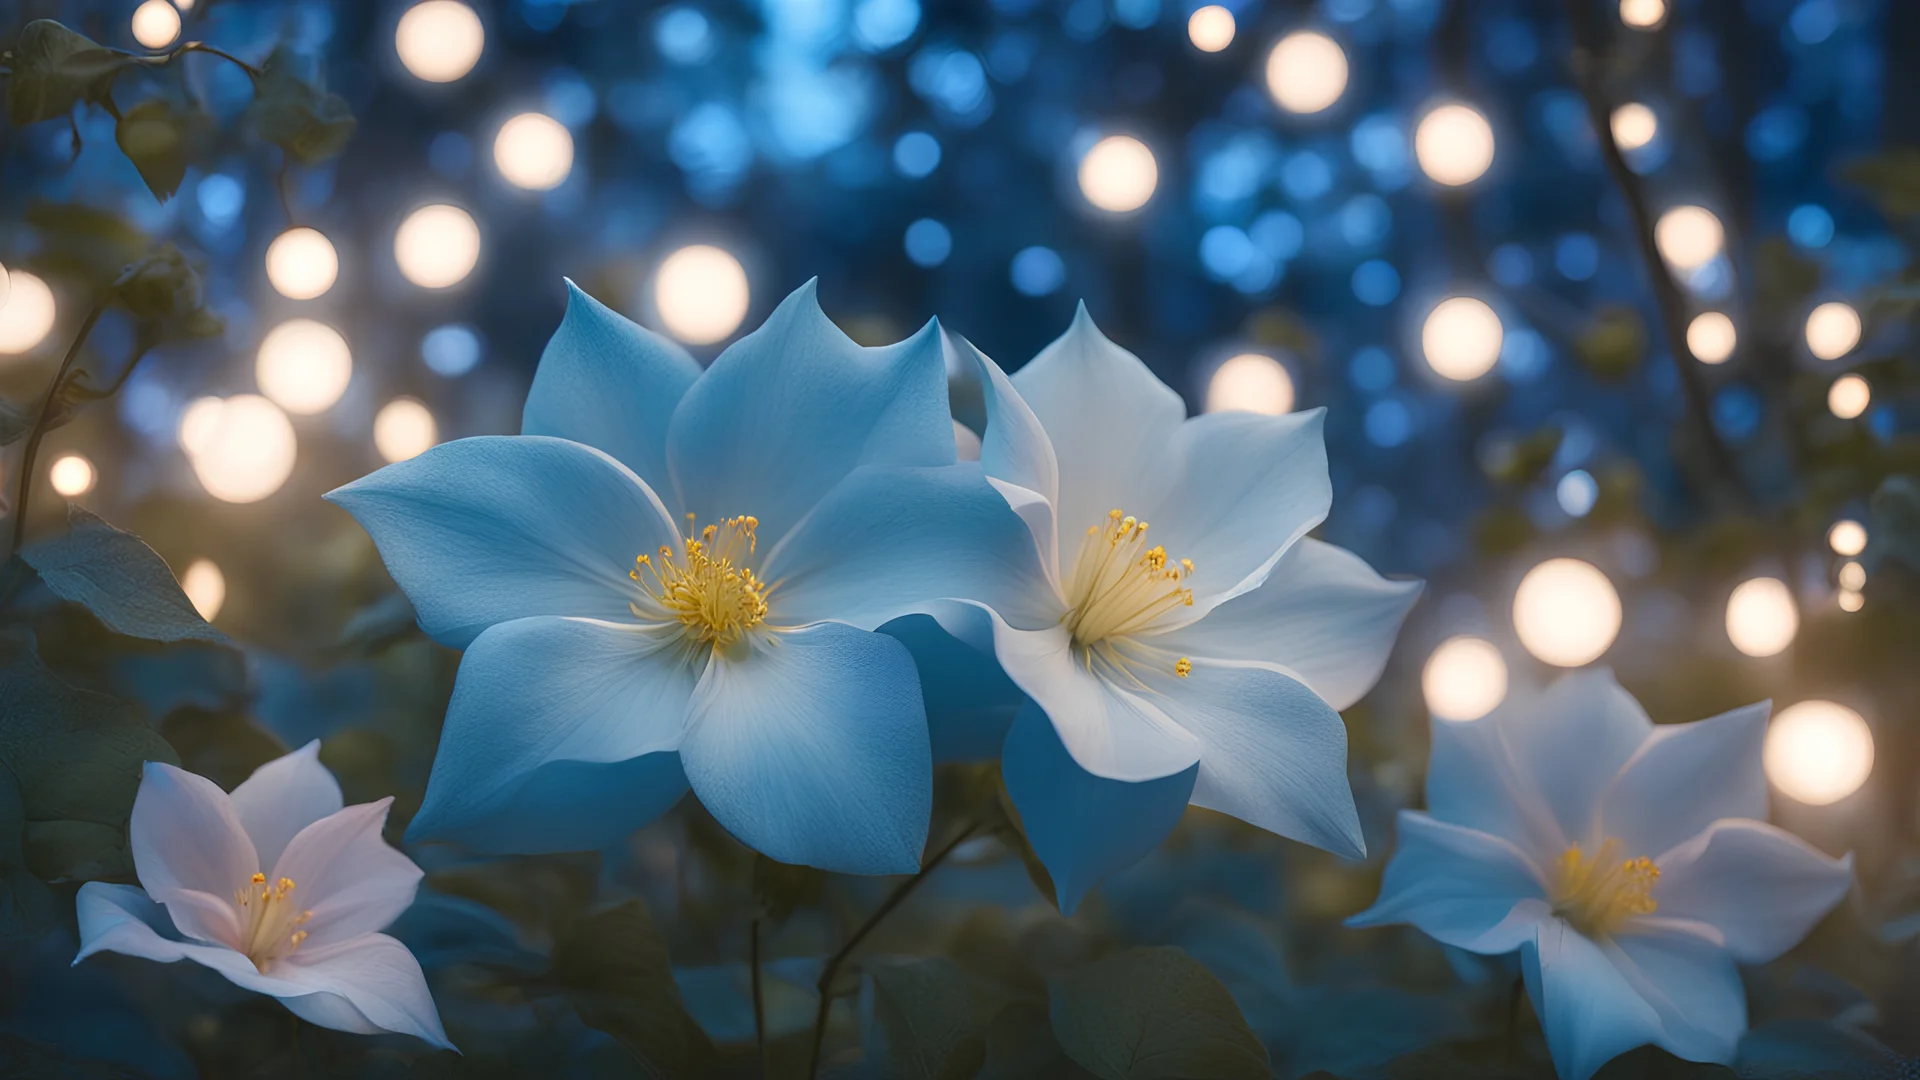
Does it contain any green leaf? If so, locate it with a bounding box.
[113,242,222,340]
[4,20,134,126]
[1841,147,1920,221]
[0,764,59,943]
[752,854,824,926]
[246,47,356,165]
[21,505,229,646]
[24,202,149,288]
[871,958,989,1080]
[549,900,720,1078]
[1048,947,1270,1080]
[113,99,195,201]
[981,1002,1099,1080]
[1574,307,1645,380]
[0,634,180,882]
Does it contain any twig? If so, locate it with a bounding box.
[276,161,298,226]
[749,918,767,1076]
[6,302,106,559]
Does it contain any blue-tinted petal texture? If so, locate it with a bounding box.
[666,280,953,548]
[129,762,254,947]
[1523,920,1666,1080]
[1425,710,1565,860]
[1597,701,1769,860]
[679,622,932,874]
[956,334,1060,576]
[1498,670,1652,848]
[880,614,1025,764]
[325,436,681,649]
[522,281,703,502]
[1651,819,1853,963]
[408,616,698,853]
[1346,812,1549,954]
[1605,923,1746,1066]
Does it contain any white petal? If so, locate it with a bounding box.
[1523,919,1666,1080]
[129,761,256,948]
[275,933,454,1049]
[270,799,422,949]
[230,741,344,872]
[955,333,1061,579]
[74,881,297,993]
[1497,670,1652,848]
[1425,711,1566,862]
[1606,922,1746,1064]
[1652,819,1853,964]
[1597,701,1768,860]
[1347,811,1550,954]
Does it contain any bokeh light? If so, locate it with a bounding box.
[0,270,56,354]
[1828,374,1871,419]
[1725,577,1797,658]
[1619,0,1668,29]
[1654,206,1724,271]
[1839,589,1865,613]
[1205,353,1294,415]
[374,397,439,463]
[1838,561,1867,591]
[1805,301,1861,360]
[1414,104,1495,187]
[256,319,352,415]
[1078,135,1158,214]
[264,227,339,300]
[1686,311,1736,364]
[1610,103,1658,150]
[1187,6,1235,52]
[131,0,181,49]
[1513,558,1622,667]
[1421,297,1503,381]
[394,204,481,288]
[655,245,750,344]
[48,454,95,497]
[184,395,298,504]
[1828,519,1867,556]
[396,1,485,83]
[494,112,574,191]
[1265,31,1348,116]
[1422,637,1508,721]
[180,558,226,622]
[1765,700,1873,806]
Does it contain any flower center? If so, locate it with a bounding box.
[233,872,311,972]
[1550,839,1659,938]
[1064,509,1195,674]
[632,514,771,648]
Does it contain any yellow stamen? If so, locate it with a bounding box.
[630,514,770,648]
[1175,657,1192,677]
[1062,508,1195,646]
[1551,839,1659,937]
[232,873,312,972]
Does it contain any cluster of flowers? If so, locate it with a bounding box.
[76,282,1852,1078]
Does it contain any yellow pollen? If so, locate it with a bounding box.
[1062,508,1196,646]
[631,514,770,648]
[1551,839,1659,937]
[1175,657,1193,677]
[232,873,312,972]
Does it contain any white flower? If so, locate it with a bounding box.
[74,743,452,1050]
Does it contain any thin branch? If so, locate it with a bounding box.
[6,302,107,559]
[749,918,768,1076]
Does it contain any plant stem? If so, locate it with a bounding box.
[7,302,106,559]
[804,819,984,1078]
[750,917,767,1076]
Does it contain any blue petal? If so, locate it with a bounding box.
[1523,920,1667,1080]
[408,616,696,853]
[1001,702,1197,914]
[761,464,1059,632]
[879,614,1024,764]
[1650,819,1853,963]
[325,436,680,649]
[1425,708,1566,861]
[1597,701,1768,860]
[522,281,704,504]
[953,334,1061,574]
[678,622,932,874]
[665,280,953,548]
[1607,923,1745,1065]
[1501,670,1652,848]
[1346,811,1549,954]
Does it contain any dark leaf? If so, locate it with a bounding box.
[981,1002,1099,1080]
[4,20,133,126]
[752,854,824,926]
[24,202,149,288]
[1871,475,1920,574]
[333,591,423,656]
[1574,307,1646,380]
[113,99,210,201]
[1733,1019,1910,1079]
[1049,946,1271,1080]
[871,958,989,1080]
[246,47,356,165]
[0,764,59,943]
[113,243,221,340]
[1841,148,1920,221]
[550,900,720,1078]
[429,851,602,935]
[21,505,229,646]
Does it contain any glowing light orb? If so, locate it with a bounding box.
[1619,0,1667,29]
[1422,637,1508,721]
[374,397,439,463]
[181,558,226,622]
[394,204,480,289]
[1414,103,1495,187]
[1838,561,1866,591]
[1078,135,1158,214]
[1187,6,1235,52]
[0,271,56,354]
[1725,577,1797,658]
[1265,31,1348,116]
[265,227,339,300]
[1827,519,1867,557]
[185,395,297,504]
[1765,700,1873,806]
[131,0,181,49]
[1686,312,1736,364]
[48,454,95,497]
[494,112,574,191]
[1513,558,1621,667]
[654,245,750,345]
[1206,353,1294,415]
[1838,589,1864,612]
[1805,301,1861,360]
[1421,296,1504,381]
[1654,206,1724,272]
[396,1,484,83]
[1828,374,1870,420]
[256,319,352,416]
[1610,103,1658,150]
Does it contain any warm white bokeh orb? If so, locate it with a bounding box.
[1610,103,1658,150]
[256,319,352,416]
[1619,0,1667,29]
[264,227,339,300]
[1422,296,1504,381]
[396,0,484,83]
[1838,561,1866,591]
[1765,700,1873,806]
[1828,374,1871,420]
[185,395,297,504]
[1513,558,1622,667]
[1686,311,1736,364]
[654,245,750,345]
[1078,135,1158,214]
[181,558,226,622]
[1839,589,1864,613]
[1827,519,1867,557]
[1265,31,1348,115]
[1414,103,1495,187]
[1725,577,1798,658]
[394,204,481,289]
[1187,5,1235,52]
[1206,353,1294,416]
[1422,636,1509,722]
[48,453,95,497]
[131,0,181,49]
[1805,301,1861,361]
[1654,206,1724,272]
[494,112,574,191]
[374,397,439,463]
[0,271,56,354]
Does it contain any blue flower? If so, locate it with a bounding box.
[327,281,1038,874]
[929,308,1421,911]
[1349,670,1855,1080]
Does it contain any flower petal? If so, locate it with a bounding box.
[230,741,343,872]
[679,622,932,874]
[74,882,239,970]
[1651,819,1853,964]
[521,281,703,502]
[762,464,1060,632]
[325,436,681,649]
[1124,649,1365,858]
[881,614,1025,764]
[1001,702,1196,915]
[1497,670,1652,849]
[1606,922,1746,1065]
[1523,919,1666,1080]
[1150,538,1422,710]
[130,761,256,947]
[665,280,953,549]
[408,616,699,853]
[270,798,421,949]
[1346,811,1550,954]
[955,333,1061,578]
[275,933,454,1050]
[1598,701,1769,860]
